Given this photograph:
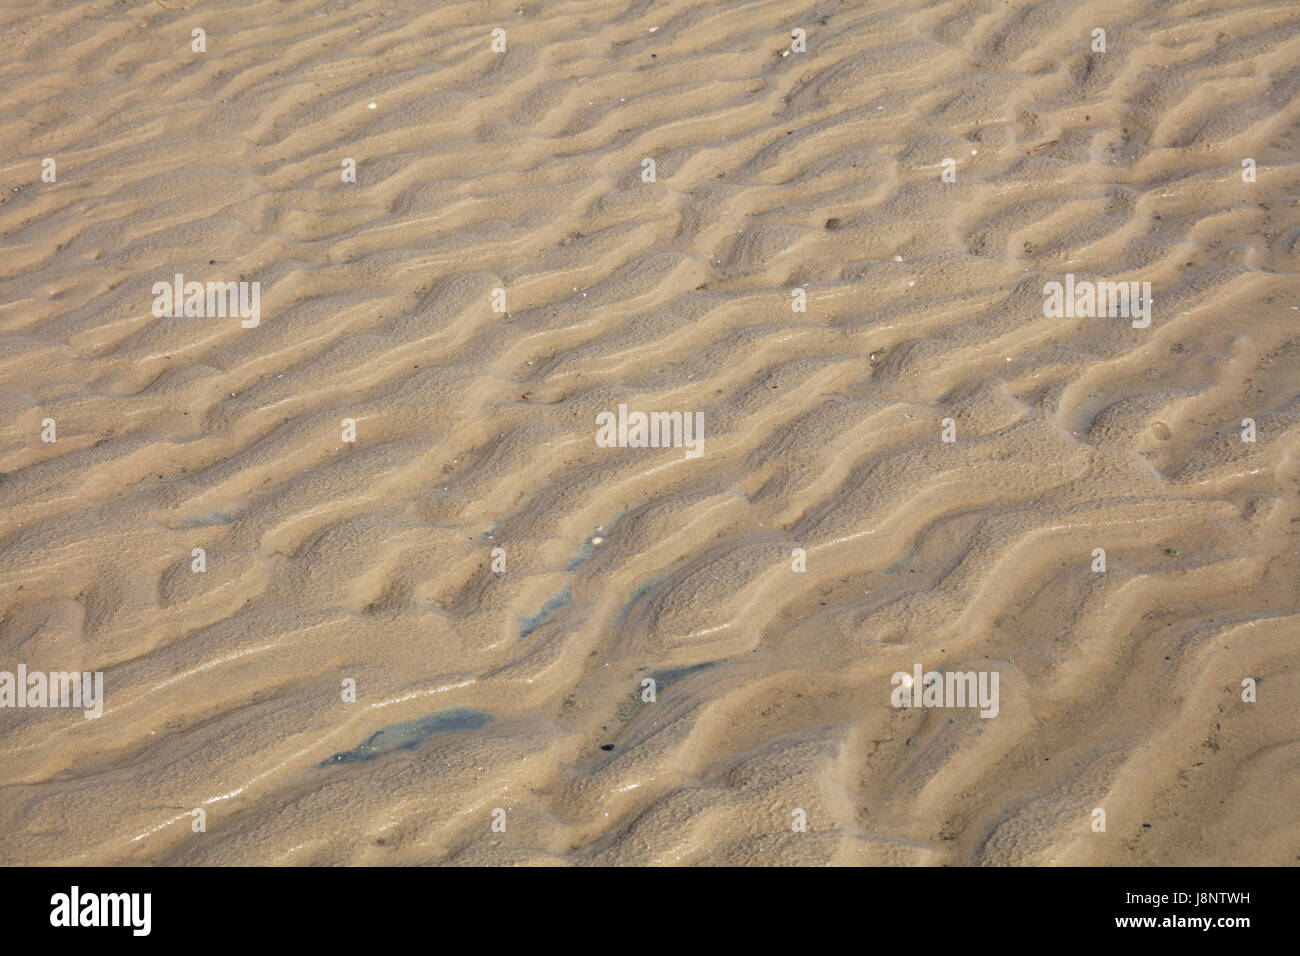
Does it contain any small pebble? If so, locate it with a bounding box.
[907,737,918,746]
[824,217,844,230]
[1164,547,1180,556]
[600,744,614,751]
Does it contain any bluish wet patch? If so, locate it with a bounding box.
[566,542,597,571]
[320,708,492,766]
[613,576,661,632]
[566,513,624,570]
[183,511,233,527]
[644,661,718,688]
[519,586,571,638]
[882,549,916,574]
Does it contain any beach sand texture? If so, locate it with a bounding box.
[1,0,1298,865]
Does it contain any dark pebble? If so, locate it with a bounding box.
[825,217,844,230]
[907,737,918,746]
[600,744,614,751]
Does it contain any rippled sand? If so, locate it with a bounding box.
[1,0,1298,865]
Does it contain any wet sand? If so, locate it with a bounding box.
[1,0,1298,865]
